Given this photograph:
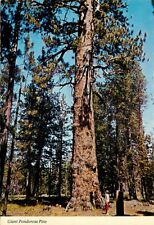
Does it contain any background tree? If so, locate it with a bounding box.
[0,0,37,200]
[0,0,23,199]
[16,62,59,198]
[94,63,147,199]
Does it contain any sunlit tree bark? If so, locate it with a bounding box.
[68,0,102,210]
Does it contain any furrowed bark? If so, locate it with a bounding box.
[67,0,102,211]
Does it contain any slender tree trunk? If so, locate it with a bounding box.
[26,153,33,201]
[2,80,22,216]
[48,160,52,197]
[26,173,32,201]
[32,111,46,198]
[0,2,22,200]
[115,119,127,190]
[32,144,43,198]
[67,0,102,211]
[126,125,137,199]
[137,86,149,200]
[57,121,63,197]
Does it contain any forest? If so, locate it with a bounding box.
[0,0,154,217]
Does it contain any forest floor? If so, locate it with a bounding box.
[2,198,154,216]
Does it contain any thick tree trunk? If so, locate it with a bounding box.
[67,0,102,211]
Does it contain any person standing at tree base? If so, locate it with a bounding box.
[116,183,124,216]
[104,190,110,215]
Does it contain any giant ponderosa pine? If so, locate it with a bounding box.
[26,0,146,209]
[30,0,102,210]
[68,0,103,210]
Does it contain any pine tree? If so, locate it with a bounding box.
[94,62,147,199]
[25,0,146,210]
[0,0,23,200]
[0,0,37,201]
[16,62,59,199]
[1,75,24,216]
[1,0,145,211]
[29,0,102,210]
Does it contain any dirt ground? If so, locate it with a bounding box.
[4,200,154,216]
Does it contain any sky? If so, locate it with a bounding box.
[16,0,154,136]
[56,0,154,136]
[126,0,154,136]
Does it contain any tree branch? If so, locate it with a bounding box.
[93,87,104,103]
[57,3,79,13]
[93,65,109,71]
[43,43,74,64]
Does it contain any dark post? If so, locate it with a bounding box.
[116,183,124,216]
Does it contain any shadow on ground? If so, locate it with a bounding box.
[9,196,70,207]
[137,211,154,216]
